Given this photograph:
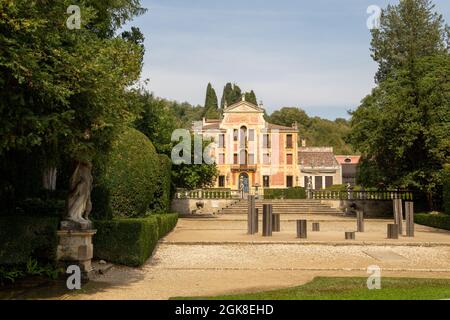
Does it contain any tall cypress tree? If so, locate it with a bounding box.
[245,90,258,105]
[220,83,233,108]
[204,83,218,111]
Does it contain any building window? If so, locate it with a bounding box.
[286,153,293,165]
[233,153,238,165]
[233,129,238,141]
[218,153,225,165]
[248,129,255,141]
[263,176,270,188]
[248,154,255,165]
[315,176,323,190]
[240,149,248,165]
[263,153,271,165]
[219,134,225,148]
[263,134,271,148]
[287,176,294,188]
[286,134,293,149]
[325,176,333,188]
[219,176,226,187]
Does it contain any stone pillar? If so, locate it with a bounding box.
[247,195,257,235]
[357,210,365,232]
[393,198,403,235]
[387,224,399,239]
[345,232,356,240]
[263,204,273,237]
[405,201,415,237]
[57,229,96,278]
[297,220,307,239]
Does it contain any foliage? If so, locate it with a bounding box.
[221,83,242,108]
[94,128,159,218]
[204,83,219,111]
[150,155,173,213]
[415,213,450,230]
[264,188,306,200]
[0,258,62,286]
[348,0,450,208]
[371,0,449,83]
[134,91,178,155]
[444,165,450,215]
[268,107,354,154]
[171,135,219,190]
[93,214,178,267]
[245,90,258,105]
[0,215,59,265]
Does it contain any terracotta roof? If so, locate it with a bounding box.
[335,155,361,165]
[202,122,221,130]
[299,150,339,167]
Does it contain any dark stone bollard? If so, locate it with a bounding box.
[357,210,365,232]
[393,198,403,235]
[387,224,399,239]
[312,222,320,232]
[263,204,273,237]
[272,214,281,232]
[254,208,259,234]
[345,232,356,240]
[297,220,307,239]
[247,195,257,235]
[405,202,414,237]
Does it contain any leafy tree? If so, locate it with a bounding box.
[221,83,242,108]
[245,90,258,105]
[349,0,450,208]
[371,0,449,83]
[204,83,218,111]
[171,135,219,190]
[0,1,145,209]
[134,92,178,155]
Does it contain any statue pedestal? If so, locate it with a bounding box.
[57,229,97,278]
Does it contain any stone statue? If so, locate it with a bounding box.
[64,161,93,230]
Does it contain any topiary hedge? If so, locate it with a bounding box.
[94,128,160,218]
[264,187,306,199]
[415,213,450,231]
[93,213,178,267]
[0,216,60,265]
[149,154,172,213]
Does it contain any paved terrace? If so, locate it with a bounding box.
[66,214,450,300]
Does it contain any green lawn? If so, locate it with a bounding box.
[172,277,450,300]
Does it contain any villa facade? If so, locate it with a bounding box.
[194,98,299,192]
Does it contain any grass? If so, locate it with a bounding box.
[172,277,450,300]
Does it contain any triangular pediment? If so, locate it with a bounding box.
[224,101,264,114]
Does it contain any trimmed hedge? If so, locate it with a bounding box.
[0,216,59,265]
[443,165,450,215]
[93,213,178,267]
[95,128,160,218]
[264,187,306,199]
[415,213,450,231]
[150,154,172,213]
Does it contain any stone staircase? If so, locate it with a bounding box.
[218,199,343,215]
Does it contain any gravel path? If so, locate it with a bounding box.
[69,216,450,300]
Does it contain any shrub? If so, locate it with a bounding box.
[415,213,450,231]
[93,213,178,267]
[149,154,172,213]
[264,187,306,199]
[443,165,450,215]
[94,128,160,218]
[0,216,60,266]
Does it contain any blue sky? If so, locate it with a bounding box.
[123,0,450,120]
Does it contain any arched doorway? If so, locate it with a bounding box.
[239,173,250,193]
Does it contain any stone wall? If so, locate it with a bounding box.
[171,199,238,215]
[321,199,394,218]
